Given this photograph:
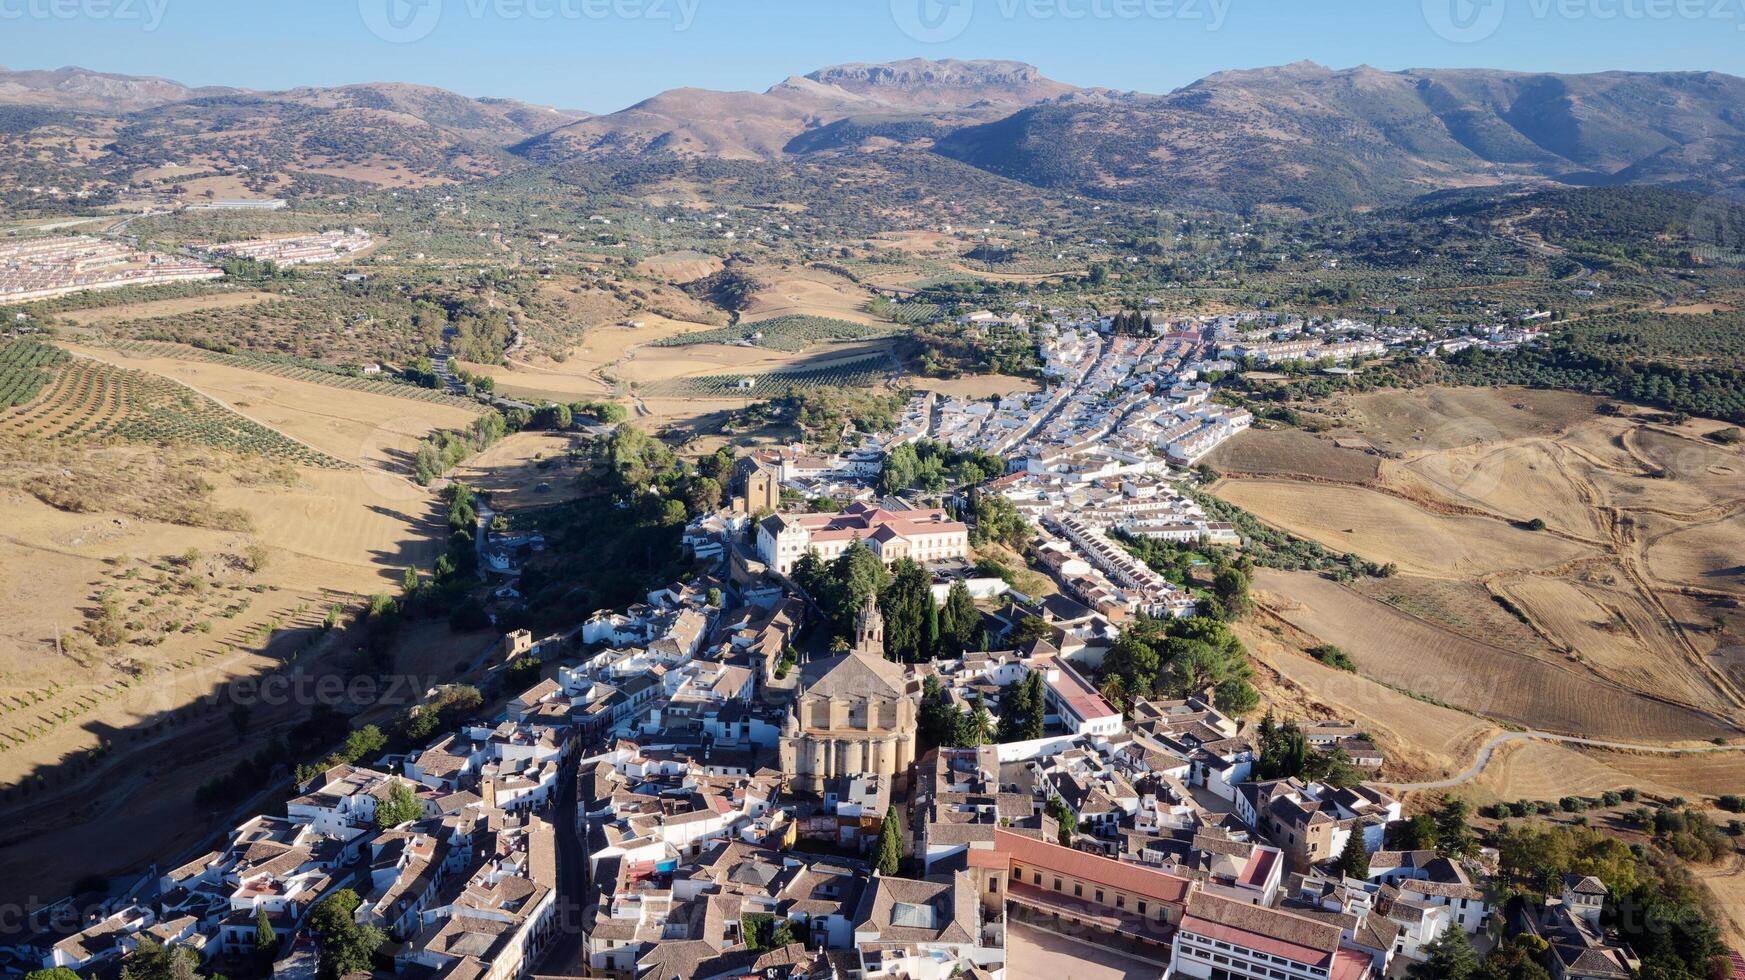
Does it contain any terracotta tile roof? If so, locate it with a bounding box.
[1182,892,1342,967]
[994,828,1191,908]
[1179,892,1340,955]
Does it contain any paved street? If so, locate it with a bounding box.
[533,754,590,975]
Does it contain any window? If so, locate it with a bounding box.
[1074,883,1083,897]
[1053,877,1063,892]
[1033,872,1041,885]
[1116,896,1125,909]
[1095,890,1104,903]
[1137,900,1148,915]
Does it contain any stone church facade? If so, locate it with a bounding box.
[779,593,920,794]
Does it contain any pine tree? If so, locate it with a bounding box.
[1434,797,1475,858]
[880,560,931,662]
[875,806,903,875]
[924,599,941,661]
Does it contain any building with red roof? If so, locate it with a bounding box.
[993,829,1191,955]
[1174,891,1370,980]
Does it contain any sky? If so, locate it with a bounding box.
[2,0,1742,113]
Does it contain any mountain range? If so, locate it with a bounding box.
[4,59,1744,211]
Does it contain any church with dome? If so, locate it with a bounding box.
[778,592,921,795]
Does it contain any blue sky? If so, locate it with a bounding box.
[3,0,1742,113]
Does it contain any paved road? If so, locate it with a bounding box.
[1377,732,1745,791]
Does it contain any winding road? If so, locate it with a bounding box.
[1377,731,1745,792]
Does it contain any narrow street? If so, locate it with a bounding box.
[535,749,590,975]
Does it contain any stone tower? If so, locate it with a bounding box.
[744,463,779,515]
[852,591,884,657]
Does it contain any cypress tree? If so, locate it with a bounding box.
[254,906,279,967]
[1334,832,1370,880]
[875,806,903,876]
[1023,671,1046,740]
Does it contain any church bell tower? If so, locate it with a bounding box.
[852,591,884,657]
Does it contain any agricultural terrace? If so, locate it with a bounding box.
[640,353,895,398]
[869,297,945,324]
[92,338,482,411]
[649,315,897,352]
[1,351,350,468]
[0,337,69,408]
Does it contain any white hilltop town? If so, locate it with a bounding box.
[11,306,1627,980]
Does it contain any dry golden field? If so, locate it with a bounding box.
[56,290,282,328]
[739,264,879,325]
[1241,616,1503,783]
[63,342,482,468]
[634,249,724,282]
[1218,480,1596,578]
[1218,387,1745,762]
[907,374,1044,399]
[0,342,474,903]
[448,430,593,509]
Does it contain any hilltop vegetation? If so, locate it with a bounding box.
[1360,310,1745,424]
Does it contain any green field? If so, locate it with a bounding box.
[644,354,894,397]
[648,315,897,353]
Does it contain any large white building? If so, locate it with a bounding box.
[757,502,970,575]
[1173,892,1373,980]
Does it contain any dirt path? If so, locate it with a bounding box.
[1378,732,1745,791]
